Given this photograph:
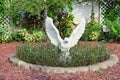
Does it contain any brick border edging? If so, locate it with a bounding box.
[9,54,119,73]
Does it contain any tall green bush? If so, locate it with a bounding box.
[57,13,74,38]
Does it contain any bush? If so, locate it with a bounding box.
[11,29,28,41]
[9,0,73,30]
[11,29,46,42]
[33,30,47,42]
[104,19,120,42]
[16,42,110,67]
[57,13,74,38]
[17,43,60,66]
[81,21,102,41]
[0,26,8,43]
[111,20,120,39]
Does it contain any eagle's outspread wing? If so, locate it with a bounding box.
[68,16,86,48]
[45,17,63,46]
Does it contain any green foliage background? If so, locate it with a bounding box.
[9,0,74,38]
[101,0,120,21]
[0,0,8,24]
[9,0,73,27]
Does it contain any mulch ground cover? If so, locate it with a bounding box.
[0,41,120,80]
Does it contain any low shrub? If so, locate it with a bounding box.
[11,29,46,42]
[16,42,110,67]
[0,26,8,43]
[11,29,28,41]
[81,21,102,41]
[32,30,47,42]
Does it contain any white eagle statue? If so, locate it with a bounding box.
[45,16,86,62]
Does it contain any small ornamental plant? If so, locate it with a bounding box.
[16,42,110,67]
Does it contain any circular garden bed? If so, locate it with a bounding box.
[9,42,119,73]
[9,54,118,73]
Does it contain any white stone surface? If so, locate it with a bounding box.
[102,25,110,32]
[72,2,102,23]
[9,54,119,73]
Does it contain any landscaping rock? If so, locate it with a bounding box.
[9,54,119,73]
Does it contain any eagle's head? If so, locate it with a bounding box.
[63,38,69,44]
